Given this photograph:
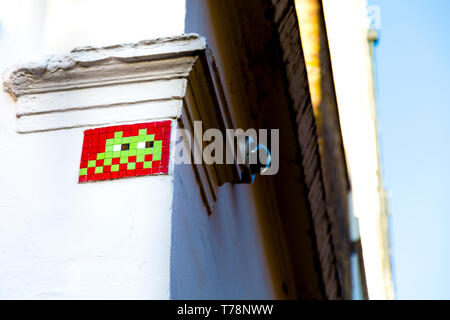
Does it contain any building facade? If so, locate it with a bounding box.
[0,0,392,299]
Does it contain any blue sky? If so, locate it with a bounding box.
[368,0,450,299]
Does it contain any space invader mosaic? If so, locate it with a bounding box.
[78,121,171,183]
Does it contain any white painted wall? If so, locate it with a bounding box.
[0,1,280,299]
[0,0,186,61]
[41,0,186,54]
[0,0,183,299]
[170,163,276,299]
[0,92,174,299]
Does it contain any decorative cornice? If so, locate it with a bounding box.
[2,33,244,212]
[1,34,208,133]
[3,34,206,99]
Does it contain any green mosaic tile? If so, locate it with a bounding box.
[138,135,146,142]
[113,151,121,158]
[153,153,161,161]
[143,161,152,169]
[130,142,138,150]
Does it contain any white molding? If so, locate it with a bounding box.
[16,79,187,116]
[17,100,182,133]
[3,34,204,133]
[2,33,245,211]
[3,34,205,98]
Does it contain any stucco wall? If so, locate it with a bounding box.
[0,0,283,297]
[170,163,277,299]
[0,0,192,298]
[0,92,174,299]
[0,0,301,300]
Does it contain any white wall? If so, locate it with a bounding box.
[170,163,276,299]
[0,0,287,299]
[0,0,185,299]
[0,0,186,61]
[0,91,174,298]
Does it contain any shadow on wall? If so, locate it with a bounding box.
[170,162,276,299]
